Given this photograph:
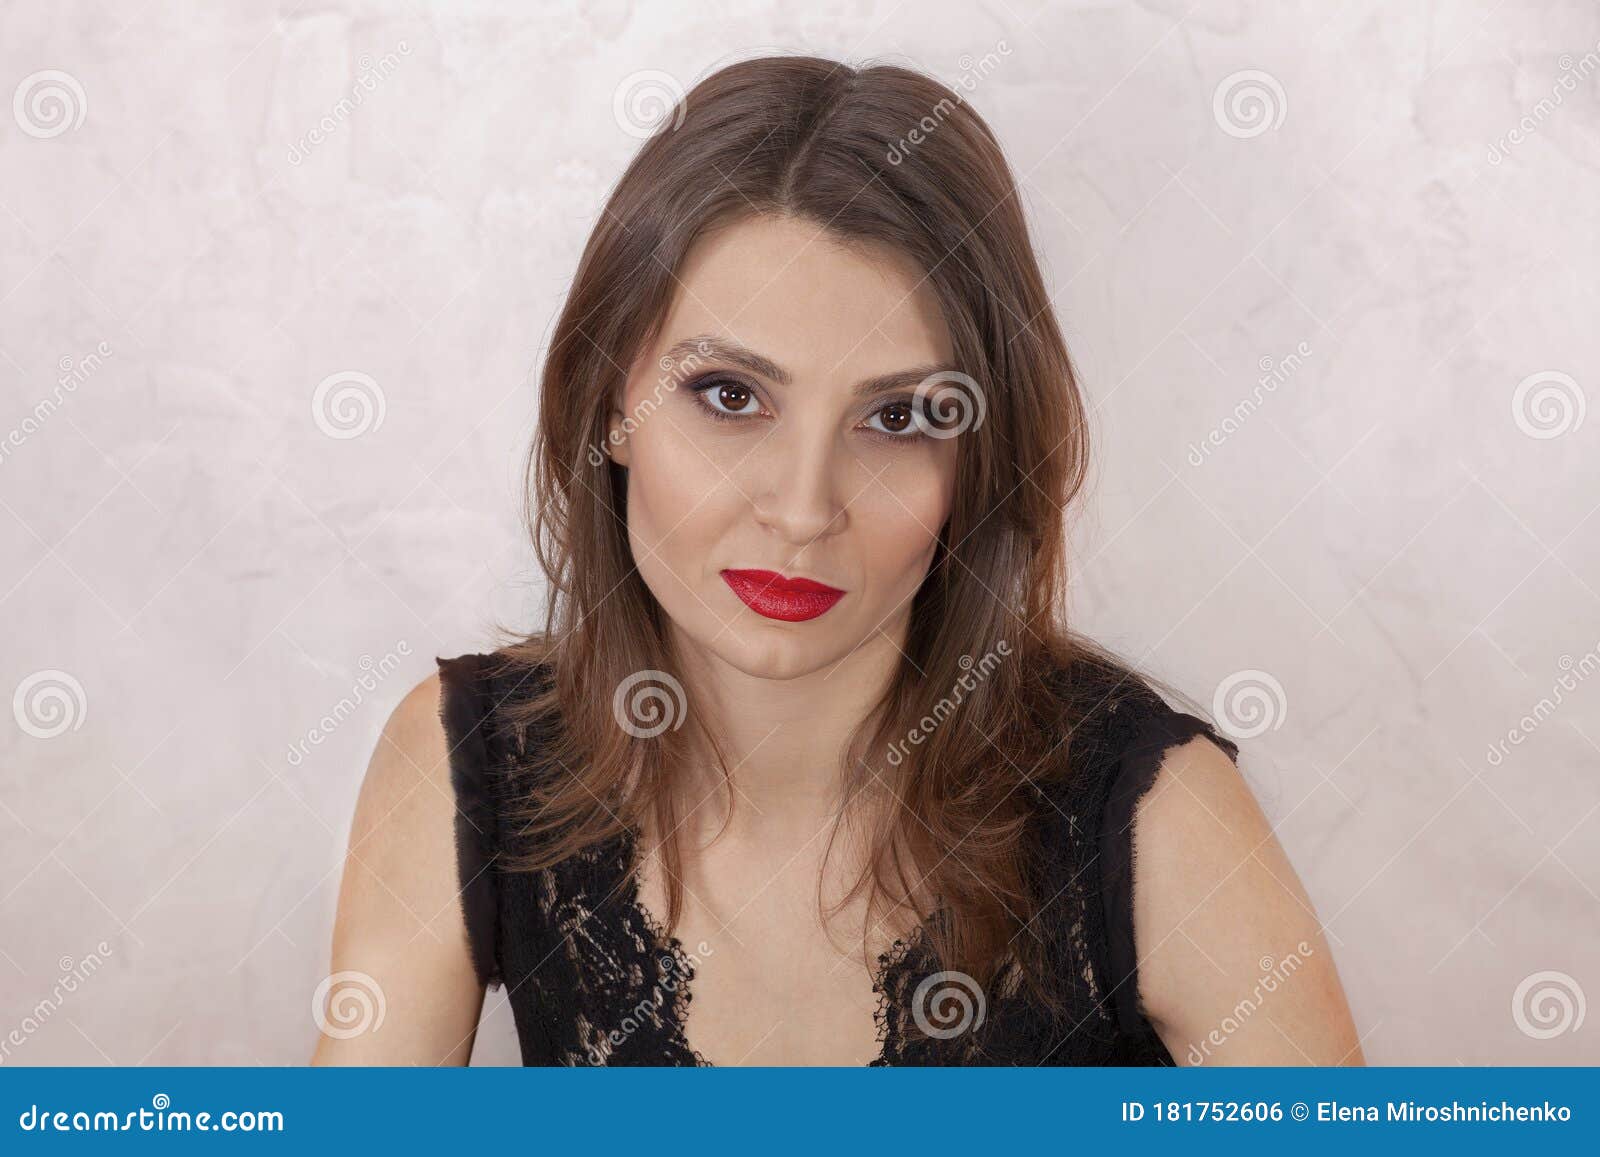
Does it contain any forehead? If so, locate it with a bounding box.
[655,213,952,381]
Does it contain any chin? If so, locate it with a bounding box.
[705,627,849,682]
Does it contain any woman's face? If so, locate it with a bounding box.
[606,213,960,680]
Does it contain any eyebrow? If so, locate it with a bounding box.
[661,333,952,400]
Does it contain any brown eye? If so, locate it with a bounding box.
[690,375,767,422]
[878,403,912,434]
[717,382,754,413]
[863,400,925,442]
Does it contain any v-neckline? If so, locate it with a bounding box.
[614,825,933,1067]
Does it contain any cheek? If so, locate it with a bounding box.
[855,455,954,587]
[624,417,739,556]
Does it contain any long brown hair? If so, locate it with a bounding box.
[495,53,1158,1010]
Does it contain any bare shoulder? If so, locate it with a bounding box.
[342,671,457,872]
[356,671,451,820]
[1132,732,1263,867]
[311,669,484,1065]
[1131,732,1364,1065]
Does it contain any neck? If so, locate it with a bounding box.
[663,622,909,842]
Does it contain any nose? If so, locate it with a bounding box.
[746,419,850,546]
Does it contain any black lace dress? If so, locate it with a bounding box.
[436,651,1240,1066]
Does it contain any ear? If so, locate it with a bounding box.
[605,406,631,467]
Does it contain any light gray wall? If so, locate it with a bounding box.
[2,0,1596,1065]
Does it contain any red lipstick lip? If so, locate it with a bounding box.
[720,568,845,622]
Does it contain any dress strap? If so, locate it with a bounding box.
[1098,699,1240,1037]
[436,653,502,990]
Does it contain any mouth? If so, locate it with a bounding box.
[720,568,846,622]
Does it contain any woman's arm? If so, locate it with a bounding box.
[311,672,486,1065]
[1133,735,1364,1065]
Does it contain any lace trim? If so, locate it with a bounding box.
[617,826,927,1067]
[868,924,929,1067]
[611,838,713,1067]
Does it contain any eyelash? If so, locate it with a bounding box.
[686,375,927,446]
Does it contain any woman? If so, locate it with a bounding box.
[313,54,1362,1066]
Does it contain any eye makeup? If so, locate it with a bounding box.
[685,373,930,447]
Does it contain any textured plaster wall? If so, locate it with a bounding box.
[1,1,1597,1065]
